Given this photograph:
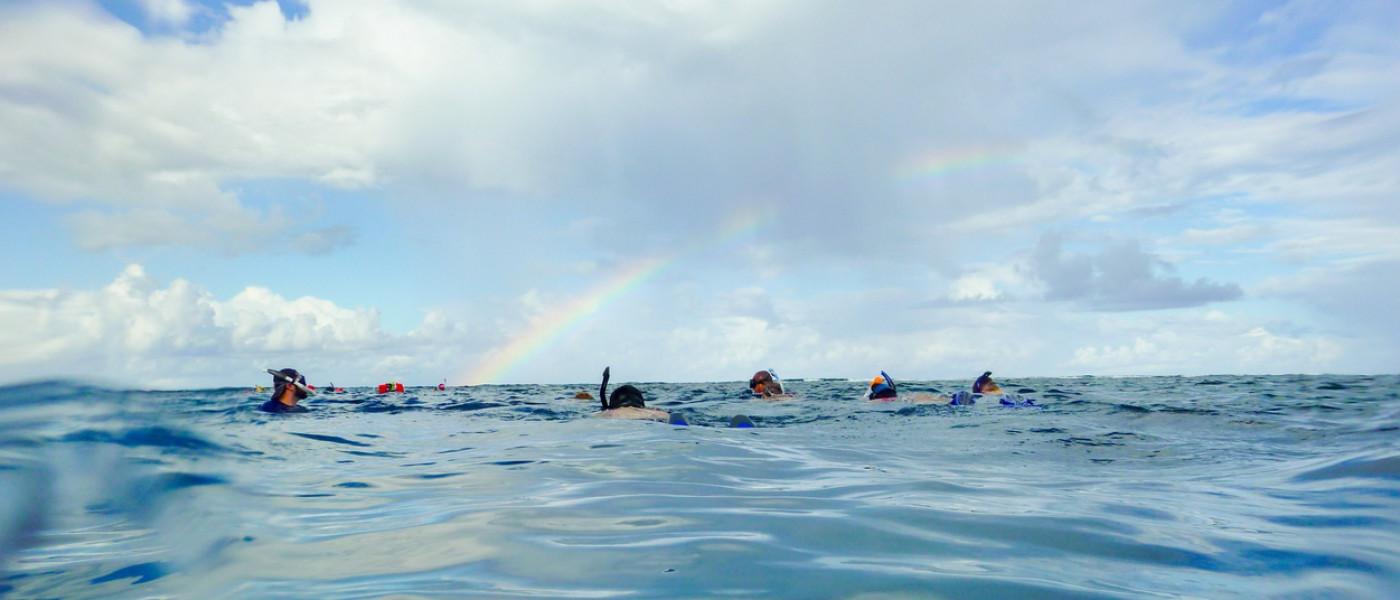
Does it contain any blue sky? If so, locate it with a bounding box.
[1,0,1397,388]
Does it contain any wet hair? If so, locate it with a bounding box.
[609,385,647,409]
[600,367,646,410]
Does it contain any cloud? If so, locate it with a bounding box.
[1068,320,1344,375]
[0,1,1279,259]
[63,207,355,254]
[1253,259,1400,369]
[0,1,1396,381]
[0,0,1394,270]
[138,0,193,26]
[0,263,1370,388]
[1030,233,1243,311]
[0,264,477,388]
[911,262,1041,307]
[950,262,1041,302]
[1264,217,1400,265]
[0,1,382,254]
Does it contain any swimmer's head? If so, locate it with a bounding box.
[973,371,997,393]
[600,366,646,410]
[748,370,773,392]
[869,373,896,399]
[271,368,308,402]
[608,384,647,409]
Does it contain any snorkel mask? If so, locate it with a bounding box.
[869,371,897,398]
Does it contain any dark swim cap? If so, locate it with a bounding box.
[272,368,308,400]
[607,384,646,409]
[748,370,773,390]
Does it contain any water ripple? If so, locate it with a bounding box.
[0,375,1396,597]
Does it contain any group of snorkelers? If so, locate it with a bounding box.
[859,370,1012,405]
[260,366,1015,419]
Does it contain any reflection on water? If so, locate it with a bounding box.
[1,376,1398,598]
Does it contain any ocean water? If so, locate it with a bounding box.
[1,375,1397,598]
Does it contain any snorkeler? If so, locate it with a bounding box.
[864,371,898,400]
[260,368,312,413]
[596,367,669,421]
[748,369,787,398]
[973,371,1002,394]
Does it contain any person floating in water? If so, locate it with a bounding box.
[748,369,789,398]
[973,371,1002,394]
[596,367,669,421]
[864,371,898,400]
[260,368,311,413]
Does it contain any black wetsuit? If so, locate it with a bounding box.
[259,399,308,413]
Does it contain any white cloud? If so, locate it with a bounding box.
[138,0,193,26]
[1252,258,1400,369]
[0,264,478,388]
[943,262,1040,302]
[1177,224,1267,247]
[1264,217,1400,266]
[949,273,1003,301]
[457,271,1354,385]
[0,263,1374,388]
[0,1,394,254]
[64,207,355,254]
[0,0,1394,272]
[0,0,1277,257]
[1029,233,1243,311]
[1,2,1393,235]
[0,1,1396,380]
[666,316,774,373]
[1067,312,1347,375]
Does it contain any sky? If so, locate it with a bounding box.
[1,0,1397,389]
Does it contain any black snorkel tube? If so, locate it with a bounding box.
[600,367,610,411]
[267,368,316,396]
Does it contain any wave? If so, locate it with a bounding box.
[1,375,1396,598]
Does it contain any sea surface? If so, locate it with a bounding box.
[1,375,1397,598]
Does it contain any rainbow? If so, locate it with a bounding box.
[462,210,772,384]
[896,146,1021,180]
